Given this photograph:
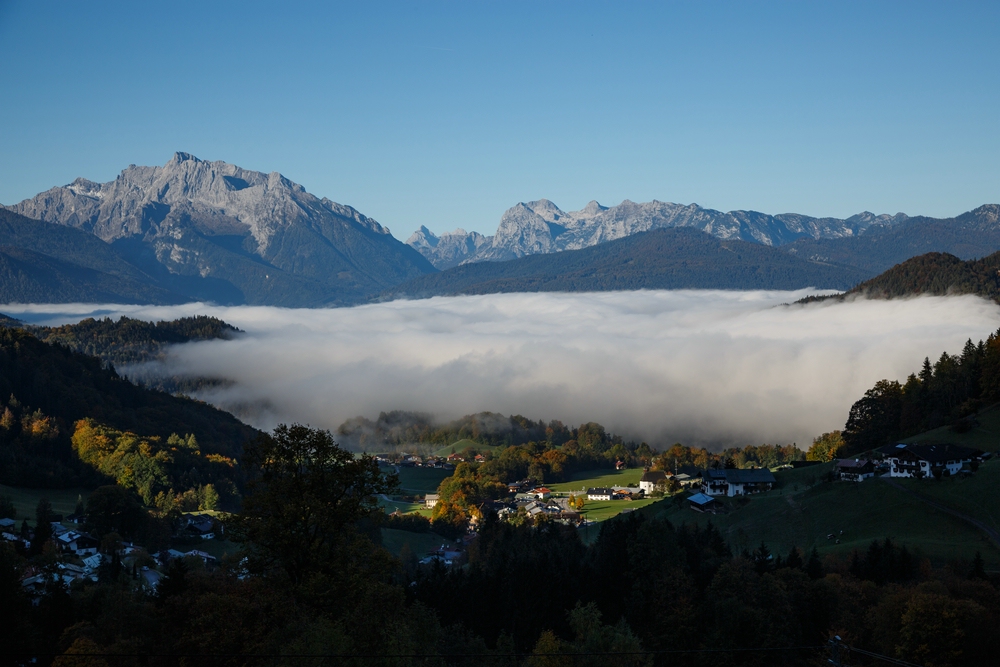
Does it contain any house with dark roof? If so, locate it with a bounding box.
[639,470,668,493]
[587,488,615,501]
[881,443,982,479]
[701,468,776,497]
[837,459,875,482]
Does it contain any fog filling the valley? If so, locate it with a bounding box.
[6,290,1000,449]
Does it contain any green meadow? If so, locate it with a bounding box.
[0,484,90,525]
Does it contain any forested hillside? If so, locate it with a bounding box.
[383,227,869,299]
[841,251,1000,302]
[29,315,240,367]
[840,327,1000,455]
[0,326,257,489]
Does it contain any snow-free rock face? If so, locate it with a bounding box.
[405,226,490,270]
[9,153,436,305]
[407,199,910,266]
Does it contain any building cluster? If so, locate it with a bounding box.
[3,511,224,603]
[376,453,457,470]
[833,443,987,482]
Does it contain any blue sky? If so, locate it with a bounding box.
[1,1,998,238]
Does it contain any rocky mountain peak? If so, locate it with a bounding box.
[5,154,433,306]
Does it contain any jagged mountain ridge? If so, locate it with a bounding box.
[384,226,871,300]
[7,153,436,306]
[408,198,909,268]
[406,226,491,270]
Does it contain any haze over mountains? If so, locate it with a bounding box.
[3,153,1000,306]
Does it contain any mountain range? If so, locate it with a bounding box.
[5,153,435,306]
[406,199,911,269]
[384,227,871,299]
[3,153,1000,306]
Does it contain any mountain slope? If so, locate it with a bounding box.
[780,205,1000,274]
[384,227,869,299]
[408,198,909,268]
[0,209,186,304]
[7,153,437,306]
[841,251,1000,302]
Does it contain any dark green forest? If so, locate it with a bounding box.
[28,315,241,368]
[840,327,1000,455]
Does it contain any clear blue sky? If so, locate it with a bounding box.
[1,1,998,238]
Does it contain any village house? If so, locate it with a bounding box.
[687,492,717,513]
[701,468,776,497]
[587,487,615,501]
[639,469,668,493]
[837,458,876,482]
[881,443,982,479]
[55,530,99,555]
[533,487,552,500]
[425,493,440,509]
[0,517,16,535]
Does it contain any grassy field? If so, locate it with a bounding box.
[644,470,1000,567]
[0,484,91,524]
[893,458,1000,534]
[381,528,453,558]
[547,468,645,493]
[904,403,1000,451]
[379,496,433,517]
[383,465,452,495]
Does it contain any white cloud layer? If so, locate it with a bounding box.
[5,290,1000,449]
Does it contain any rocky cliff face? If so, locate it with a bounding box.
[405,226,490,270]
[8,153,436,305]
[407,199,909,267]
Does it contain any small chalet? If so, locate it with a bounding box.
[587,487,615,501]
[687,492,717,513]
[0,517,16,535]
[615,460,626,470]
[533,487,552,500]
[425,493,440,509]
[639,469,668,493]
[56,531,99,555]
[446,453,464,463]
[837,459,875,482]
[187,517,216,540]
[474,454,486,463]
[701,468,776,497]
[881,443,982,479]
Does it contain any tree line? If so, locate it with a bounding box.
[840,327,1000,456]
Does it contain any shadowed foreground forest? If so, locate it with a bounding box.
[3,425,997,667]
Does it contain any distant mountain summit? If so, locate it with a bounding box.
[406,225,490,270]
[408,198,910,268]
[7,153,435,306]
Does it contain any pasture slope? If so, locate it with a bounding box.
[0,484,90,526]
[641,460,1000,568]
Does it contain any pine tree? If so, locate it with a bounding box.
[806,547,824,579]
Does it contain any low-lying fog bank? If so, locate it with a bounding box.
[5,290,1000,449]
